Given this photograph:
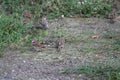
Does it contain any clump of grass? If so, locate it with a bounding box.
[79,0,112,17]
[103,30,120,51]
[1,0,112,18]
[52,27,66,40]
[112,39,120,51]
[62,59,120,80]
[103,31,119,40]
[65,35,81,43]
[75,65,120,80]
[0,52,4,57]
[0,13,26,50]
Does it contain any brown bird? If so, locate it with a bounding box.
[108,8,117,24]
[22,10,32,24]
[108,13,115,24]
[32,38,44,51]
[23,18,29,24]
[23,10,32,19]
[41,15,49,29]
[35,15,49,30]
[55,37,65,52]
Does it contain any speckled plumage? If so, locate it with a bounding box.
[32,39,44,51]
[55,37,65,52]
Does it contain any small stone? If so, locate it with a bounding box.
[12,70,15,72]
[29,78,35,80]
[96,55,98,57]
[23,60,26,63]
[61,15,64,18]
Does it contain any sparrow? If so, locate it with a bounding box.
[31,38,44,51]
[22,10,32,24]
[35,15,49,30]
[41,15,49,29]
[108,13,115,24]
[108,8,117,24]
[55,37,65,52]
[23,10,32,19]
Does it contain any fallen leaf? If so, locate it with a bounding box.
[91,35,100,39]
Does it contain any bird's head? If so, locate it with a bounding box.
[32,38,37,43]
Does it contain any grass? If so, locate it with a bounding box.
[62,59,120,80]
[111,40,120,51]
[0,0,113,50]
[0,52,4,57]
[61,26,120,80]
[103,30,120,51]
[0,13,27,50]
[0,1,119,79]
[0,0,112,18]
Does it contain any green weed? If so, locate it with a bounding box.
[111,40,120,51]
[62,59,120,80]
[1,0,112,18]
[0,52,4,57]
[103,31,120,51]
[79,0,112,17]
[0,13,26,50]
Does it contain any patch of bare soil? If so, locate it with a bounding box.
[0,18,120,80]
